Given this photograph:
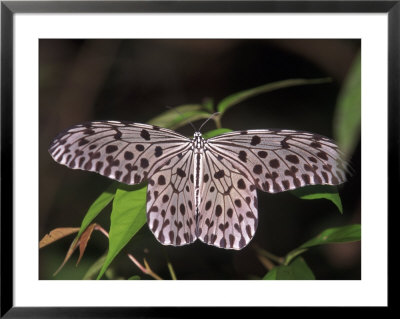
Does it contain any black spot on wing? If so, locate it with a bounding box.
[140,129,151,141]
[269,159,280,168]
[257,151,268,158]
[176,168,186,178]
[124,151,134,160]
[214,170,225,179]
[136,144,144,151]
[154,146,163,157]
[238,151,247,163]
[105,145,118,153]
[250,135,261,146]
[285,154,299,164]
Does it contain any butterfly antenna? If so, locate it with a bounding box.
[199,112,220,132]
[165,106,197,132]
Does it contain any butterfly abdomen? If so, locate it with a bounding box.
[192,132,205,234]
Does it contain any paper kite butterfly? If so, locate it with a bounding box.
[49,121,347,250]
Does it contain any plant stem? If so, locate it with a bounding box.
[261,250,284,265]
[127,254,148,274]
[167,262,177,280]
[143,258,163,280]
[96,225,163,280]
[214,115,222,129]
[253,244,285,265]
[256,255,275,271]
[128,255,163,280]
[162,248,177,280]
[95,225,109,238]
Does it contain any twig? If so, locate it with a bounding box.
[94,225,109,238]
[128,254,163,280]
[167,262,177,280]
[143,258,163,281]
[127,253,148,274]
[214,114,222,129]
[162,247,177,280]
[256,255,275,271]
[95,226,163,280]
[253,244,285,265]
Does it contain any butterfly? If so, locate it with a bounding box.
[49,121,347,250]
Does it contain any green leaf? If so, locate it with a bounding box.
[300,224,361,248]
[202,98,214,113]
[290,185,343,214]
[285,224,361,265]
[128,275,141,280]
[97,184,147,279]
[75,183,118,240]
[82,255,107,280]
[263,257,315,280]
[217,78,332,115]
[334,52,361,159]
[147,104,211,130]
[202,128,233,139]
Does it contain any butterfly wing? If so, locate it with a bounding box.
[146,150,197,246]
[48,121,191,185]
[197,150,257,249]
[196,129,347,250]
[206,129,347,193]
[49,121,196,247]
[49,123,347,250]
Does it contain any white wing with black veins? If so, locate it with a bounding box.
[196,129,347,249]
[49,122,347,250]
[196,149,258,249]
[207,129,347,193]
[49,121,191,185]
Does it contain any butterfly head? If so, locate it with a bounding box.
[192,131,205,153]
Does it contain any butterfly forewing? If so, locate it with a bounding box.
[49,121,191,185]
[207,129,346,193]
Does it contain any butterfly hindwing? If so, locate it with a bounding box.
[197,150,258,249]
[147,150,197,246]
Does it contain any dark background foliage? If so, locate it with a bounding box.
[39,39,361,280]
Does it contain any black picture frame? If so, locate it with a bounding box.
[1,0,396,316]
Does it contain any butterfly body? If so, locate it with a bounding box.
[191,132,205,229]
[49,121,346,250]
